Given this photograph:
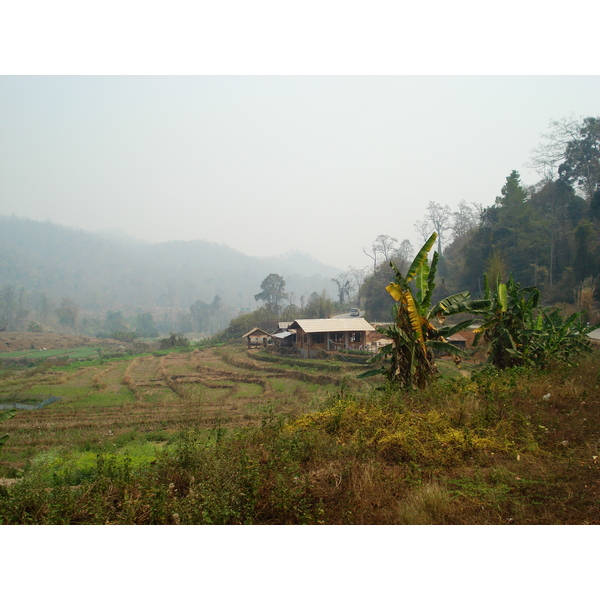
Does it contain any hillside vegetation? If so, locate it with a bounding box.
[1,340,599,524]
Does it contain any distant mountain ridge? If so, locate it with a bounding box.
[0,215,339,312]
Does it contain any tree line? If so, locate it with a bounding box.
[359,116,600,320]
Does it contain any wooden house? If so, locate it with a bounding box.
[287,318,375,357]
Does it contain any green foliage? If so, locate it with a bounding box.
[218,307,279,341]
[254,274,288,314]
[111,331,138,343]
[27,321,43,333]
[56,297,78,328]
[474,274,596,369]
[573,220,598,281]
[443,169,596,304]
[0,409,17,453]
[363,233,489,388]
[105,310,127,335]
[558,116,600,202]
[303,291,334,319]
[360,262,396,321]
[135,312,160,338]
[159,333,191,350]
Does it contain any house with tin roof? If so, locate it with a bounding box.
[287,318,375,357]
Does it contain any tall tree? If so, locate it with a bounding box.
[254,274,288,314]
[374,234,398,262]
[56,298,78,329]
[348,266,369,307]
[363,235,400,274]
[391,239,414,268]
[105,310,127,334]
[451,200,479,241]
[573,220,598,282]
[331,272,354,305]
[424,202,452,257]
[414,219,433,244]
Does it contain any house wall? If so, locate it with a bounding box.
[294,329,367,353]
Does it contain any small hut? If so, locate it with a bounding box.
[447,333,467,351]
[242,327,272,349]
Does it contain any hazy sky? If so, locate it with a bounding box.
[1,75,599,270]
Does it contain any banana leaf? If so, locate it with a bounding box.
[430,291,471,317]
[427,339,468,357]
[415,256,430,307]
[436,319,475,338]
[358,368,385,379]
[0,409,17,423]
[405,232,437,283]
[498,283,508,313]
[420,251,438,311]
[403,290,427,357]
[385,282,403,302]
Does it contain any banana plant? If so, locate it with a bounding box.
[473,274,596,369]
[361,232,490,388]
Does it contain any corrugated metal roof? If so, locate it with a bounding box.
[273,331,293,339]
[288,318,375,333]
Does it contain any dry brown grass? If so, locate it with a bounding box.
[0,345,346,467]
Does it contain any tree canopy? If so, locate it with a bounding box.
[254,274,288,314]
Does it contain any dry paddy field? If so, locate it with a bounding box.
[0,345,370,467]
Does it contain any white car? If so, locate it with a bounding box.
[349,308,359,316]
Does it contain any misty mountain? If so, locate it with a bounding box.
[0,215,339,313]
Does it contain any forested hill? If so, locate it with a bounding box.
[0,215,338,312]
[443,171,600,305]
[360,116,600,322]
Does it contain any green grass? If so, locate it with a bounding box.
[0,346,100,360]
[26,441,164,486]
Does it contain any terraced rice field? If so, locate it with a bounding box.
[0,345,372,466]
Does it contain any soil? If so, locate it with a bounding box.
[0,332,132,353]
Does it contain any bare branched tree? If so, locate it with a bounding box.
[418,202,452,256]
[348,266,369,306]
[374,234,398,262]
[414,219,433,244]
[528,116,581,180]
[331,272,354,305]
[529,116,600,202]
[450,200,479,242]
[362,244,379,274]
[391,239,414,270]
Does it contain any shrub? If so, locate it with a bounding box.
[159,333,191,350]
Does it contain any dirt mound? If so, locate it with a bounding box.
[0,332,129,353]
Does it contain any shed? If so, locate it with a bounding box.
[272,330,295,347]
[242,327,272,348]
[272,322,293,335]
[447,333,467,351]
